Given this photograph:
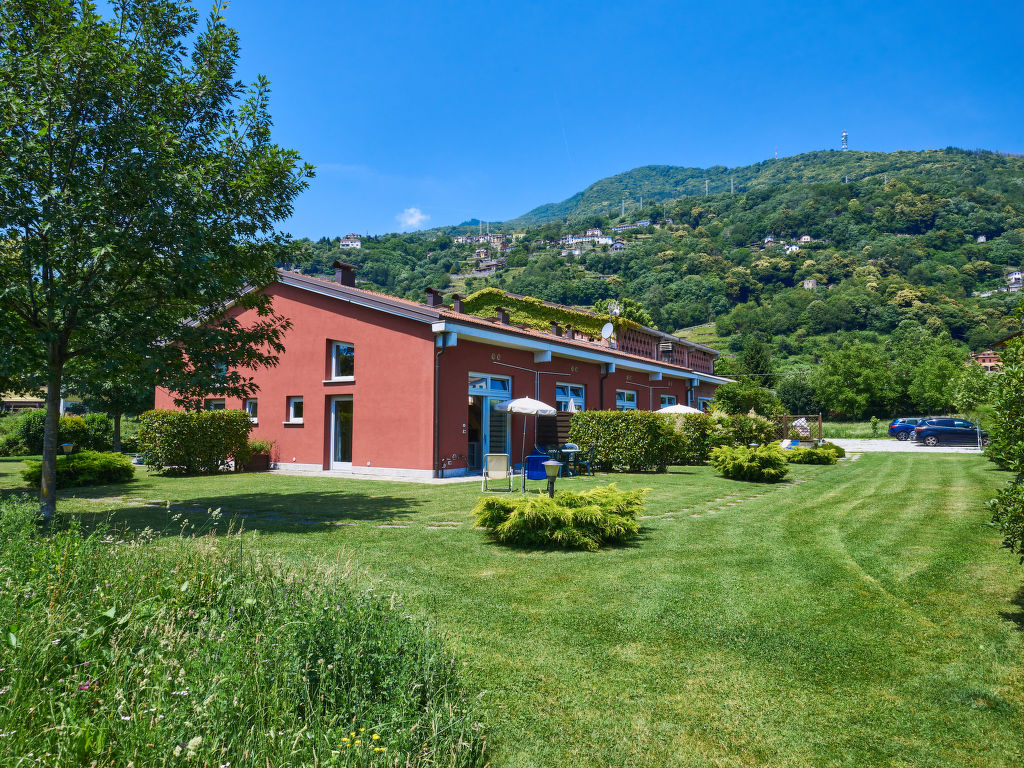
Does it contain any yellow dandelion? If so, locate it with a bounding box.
[372,734,380,741]
[350,732,356,738]
[359,727,365,732]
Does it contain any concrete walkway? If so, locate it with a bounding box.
[829,438,983,455]
[267,467,481,484]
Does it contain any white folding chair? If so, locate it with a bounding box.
[482,453,513,492]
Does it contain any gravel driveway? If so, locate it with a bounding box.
[829,438,983,454]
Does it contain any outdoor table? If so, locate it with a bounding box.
[555,448,581,477]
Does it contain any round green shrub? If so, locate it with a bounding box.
[709,444,791,482]
[0,432,27,457]
[14,410,95,454]
[20,450,135,488]
[473,483,647,550]
[785,446,838,465]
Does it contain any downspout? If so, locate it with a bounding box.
[433,338,446,478]
[600,364,610,410]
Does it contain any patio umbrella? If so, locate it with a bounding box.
[499,397,557,476]
[656,404,704,414]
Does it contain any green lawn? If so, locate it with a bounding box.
[2,455,1022,767]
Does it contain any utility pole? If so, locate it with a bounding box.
[705,178,708,197]
[731,177,734,195]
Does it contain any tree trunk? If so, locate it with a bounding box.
[40,359,65,520]
[113,413,122,453]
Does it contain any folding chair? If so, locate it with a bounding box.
[482,453,513,492]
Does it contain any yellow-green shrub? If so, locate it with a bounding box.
[709,444,790,482]
[473,484,647,550]
[785,446,838,465]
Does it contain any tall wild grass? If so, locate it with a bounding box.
[0,496,487,767]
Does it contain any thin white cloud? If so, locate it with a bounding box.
[396,207,430,229]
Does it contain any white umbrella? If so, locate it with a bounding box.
[499,397,557,483]
[657,404,704,414]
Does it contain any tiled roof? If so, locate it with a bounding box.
[275,269,724,377]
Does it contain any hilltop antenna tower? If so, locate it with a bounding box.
[841,130,849,151]
[705,178,709,197]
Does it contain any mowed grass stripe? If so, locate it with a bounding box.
[1,456,1021,767]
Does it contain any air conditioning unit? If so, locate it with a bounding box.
[690,378,700,388]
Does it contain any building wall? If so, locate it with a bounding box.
[155,282,436,471]
[435,338,697,474]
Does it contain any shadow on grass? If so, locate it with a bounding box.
[4,482,426,536]
[999,585,1024,631]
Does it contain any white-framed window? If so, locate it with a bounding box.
[555,383,585,412]
[244,398,258,421]
[660,394,677,408]
[204,398,225,410]
[286,396,304,423]
[615,390,637,411]
[330,341,355,380]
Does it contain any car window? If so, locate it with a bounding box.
[954,420,973,428]
[934,419,954,427]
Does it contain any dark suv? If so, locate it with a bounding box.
[888,418,925,440]
[913,418,988,447]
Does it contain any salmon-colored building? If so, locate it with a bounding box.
[154,264,728,478]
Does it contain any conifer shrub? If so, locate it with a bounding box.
[21,450,135,488]
[568,411,674,472]
[0,496,487,767]
[473,484,647,551]
[138,409,253,474]
[785,446,839,465]
[709,444,791,482]
[817,441,846,459]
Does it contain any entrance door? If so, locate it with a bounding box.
[467,374,511,471]
[330,396,352,468]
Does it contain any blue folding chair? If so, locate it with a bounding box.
[523,451,549,492]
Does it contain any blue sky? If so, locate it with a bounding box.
[224,0,1024,237]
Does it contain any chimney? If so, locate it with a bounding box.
[425,288,443,308]
[451,294,465,313]
[332,260,356,287]
[550,321,561,336]
[565,325,574,340]
[495,307,510,324]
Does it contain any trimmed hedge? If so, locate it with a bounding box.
[138,409,253,474]
[473,484,647,551]
[21,450,135,488]
[568,410,675,472]
[709,444,791,482]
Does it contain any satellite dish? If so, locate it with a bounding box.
[608,301,620,317]
[601,322,614,339]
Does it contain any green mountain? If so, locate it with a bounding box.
[292,148,1023,384]
[503,149,1024,227]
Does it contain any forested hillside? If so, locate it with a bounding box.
[290,148,1023,406]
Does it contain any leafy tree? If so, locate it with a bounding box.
[711,379,784,418]
[986,332,1024,473]
[776,370,820,415]
[593,297,653,327]
[64,361,155,452]
[0,0,312,517]
[814,343,896,420]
